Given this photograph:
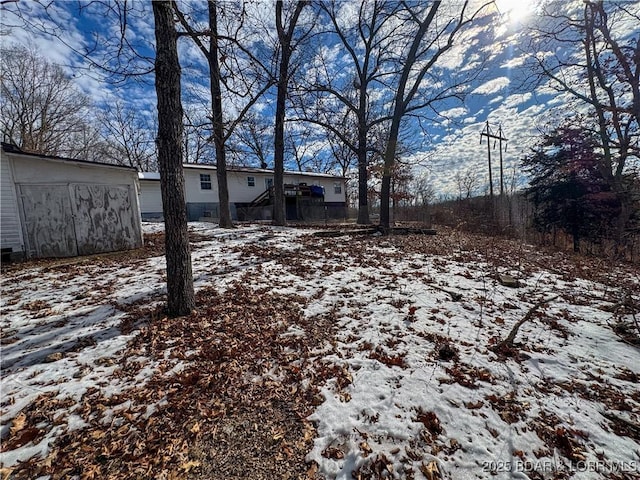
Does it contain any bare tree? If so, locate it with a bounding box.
[172,1,274,228]
[412,174,436,206]
[0,44,93,157]
[455,167,478,200]
[272,0,312,226]
[527,0,640,240]
[2,1,154,84]
[183,103,212,165]
[379,1,491,230]
[298,0,405,224]
[326,120,358,178]
[230,113,272,168]
[286,123,331,172]
[152,0,195,317]
[99,100,157,170]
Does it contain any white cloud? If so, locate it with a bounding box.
[439,107,468,119]
[501,92,532,108]
[471,76,511,95]
[500,54,528,69]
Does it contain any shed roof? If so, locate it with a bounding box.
[1,143,138,172]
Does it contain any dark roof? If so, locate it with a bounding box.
[1,142,138,172]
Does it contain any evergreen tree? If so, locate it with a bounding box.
[523,127,620,252]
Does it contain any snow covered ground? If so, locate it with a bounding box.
[1,222,638,479]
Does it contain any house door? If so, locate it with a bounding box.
[285,196,298,221]
[18,184,78,257]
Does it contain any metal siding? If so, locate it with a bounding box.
[72,184,142,255]
[19,184,78,257]
[0,153,24,252]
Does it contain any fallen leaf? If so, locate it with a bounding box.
[90,430,106,440]
[420,460,441,480]
[465,400,484,409]
[0,467,14,480]
[2,427,40,451]
[306,462,318,478]
[359,441,372,457]
[303,423,315,442]
[322,446,344,459]
[180,460,201,472]
[10,413,26,436]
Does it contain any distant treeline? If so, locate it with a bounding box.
[386,194,640,264]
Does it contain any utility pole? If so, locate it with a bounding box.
[498,125,507,197]
[480,121,508,198]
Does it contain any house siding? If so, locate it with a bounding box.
[138,165,346,221]
[139,181,164,219]
[228,170,270,203]
[0,151,24,257]
[184,169,219,204]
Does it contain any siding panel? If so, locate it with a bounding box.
[138,181,164,217]
[72,184,142,255]
[19,184,77,257]
[0,153,24,253]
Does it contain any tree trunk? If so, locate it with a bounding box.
[356,92,370,224]
[356,152,370,224]
[379,136,397,231]
[208,1,233,229]
[152,0,195,317]
[379,2,441,231]
[273,60,287,225]
[273,1,307,226]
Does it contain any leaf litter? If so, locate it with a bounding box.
[1,222,639,479]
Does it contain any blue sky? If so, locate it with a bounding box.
[1,1,636,197]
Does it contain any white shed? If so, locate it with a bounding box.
[1,143,143,260]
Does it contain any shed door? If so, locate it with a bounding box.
[19,184,78,257]
[71,184,138,255]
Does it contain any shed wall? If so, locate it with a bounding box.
[11,156,135,185]
[0,152,24,255]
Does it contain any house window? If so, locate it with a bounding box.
[247,176,255,187]
[200,174,212,190]
[334,182,342,195]
[265,178,273,190]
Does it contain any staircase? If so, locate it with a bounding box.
[234,187,274,221]
[247,186,274,208]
